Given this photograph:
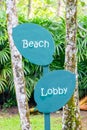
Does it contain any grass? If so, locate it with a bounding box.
[0,115,20,130]
[31,114,62,130]
[0,114,62,130]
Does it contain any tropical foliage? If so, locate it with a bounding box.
[0,14,87,107]
[77,16,87,98]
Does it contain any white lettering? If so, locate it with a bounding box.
[22,40,49,48]
[22,40,28,48]
[28,41,33,47]
[48,88,53,95]
[34,41,38,48]
[63,88,67,94]
[44,40,49,48]
[53,88,58,95]
[41,87,68,97]
[58,87,64,94]
[39,41,44,47]
[41,88,47,96]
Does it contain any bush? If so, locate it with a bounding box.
[0,16,87,107]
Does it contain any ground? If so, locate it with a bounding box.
[51,110,87,130]
[80,111,87,130]
[0,107,87,130]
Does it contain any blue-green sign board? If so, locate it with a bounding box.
[34,70,76,113]
[12,23,54,66]
[12,23,76,130]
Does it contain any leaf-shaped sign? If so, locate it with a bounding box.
[34,70,76,113]
[12,23,55,65]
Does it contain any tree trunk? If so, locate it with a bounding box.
[57,0,61,17]
[57,0,65,17]
[62,0,82,130]
[6,0,32,130]
[27,0,32,19]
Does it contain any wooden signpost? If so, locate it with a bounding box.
[12,23,76,130]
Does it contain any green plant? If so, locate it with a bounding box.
[23,58,42,98]
[0,18,11,93]
[77,16,87,98]
[3,98,17,109]
[0,15,87,106]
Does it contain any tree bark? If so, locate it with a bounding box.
[57,0,61,17]
[57,0,65,17]
[27,0,32,19]
[6,0,32,130]
[62,0,82,130]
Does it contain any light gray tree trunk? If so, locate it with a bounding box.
[27,0,32,19]
[6,0,32,130]
[62,0,82,130]
[57,0,61,17]
[57,0,65,17]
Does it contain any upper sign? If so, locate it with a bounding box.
[34,70,76,113]
[12,23,55,65]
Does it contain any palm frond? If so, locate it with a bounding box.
[0,46,10,64]
[0,77,7,93]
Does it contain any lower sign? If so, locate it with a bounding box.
[34,70,76,113]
